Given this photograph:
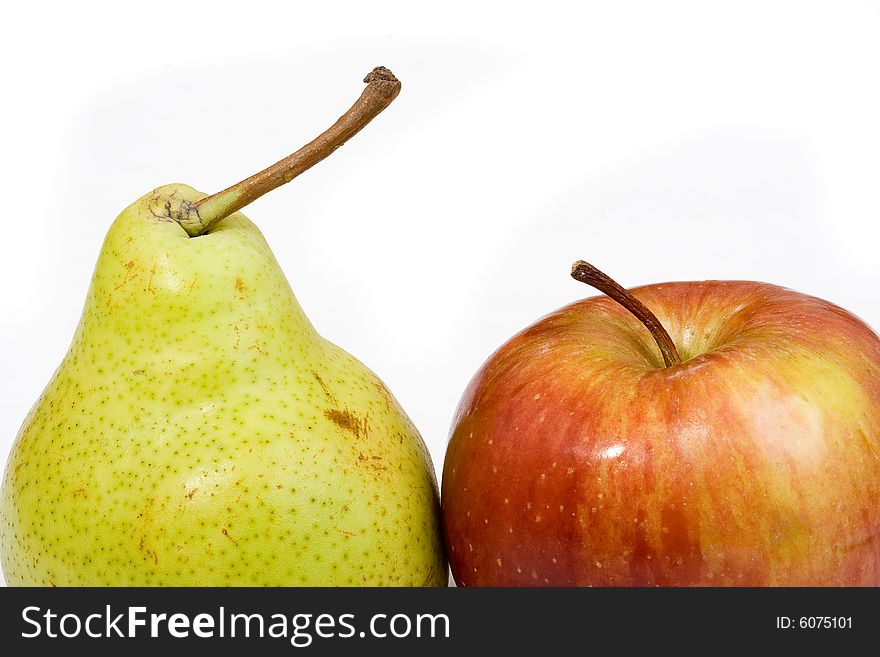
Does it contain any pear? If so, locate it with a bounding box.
[0,67,446,586]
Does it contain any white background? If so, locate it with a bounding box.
[1,0,879,571]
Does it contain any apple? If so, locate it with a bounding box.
[442,261,880,586]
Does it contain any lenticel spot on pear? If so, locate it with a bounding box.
[0,67,447,586]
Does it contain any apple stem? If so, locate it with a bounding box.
[174,67,402,237]
[570,260,682,367]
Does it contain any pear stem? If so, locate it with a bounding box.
[178,66,402,237]
[570,260,682,368]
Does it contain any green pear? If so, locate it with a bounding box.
[0,67,446,586]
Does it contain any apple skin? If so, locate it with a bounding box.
[442,281,880,586]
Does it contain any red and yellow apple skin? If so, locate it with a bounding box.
[442,281,880,586]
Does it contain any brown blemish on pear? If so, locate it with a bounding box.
[312,371,338,404]
[234,277,246,299]
[324,408,369,439]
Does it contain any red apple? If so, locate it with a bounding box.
[442,262,880,586]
